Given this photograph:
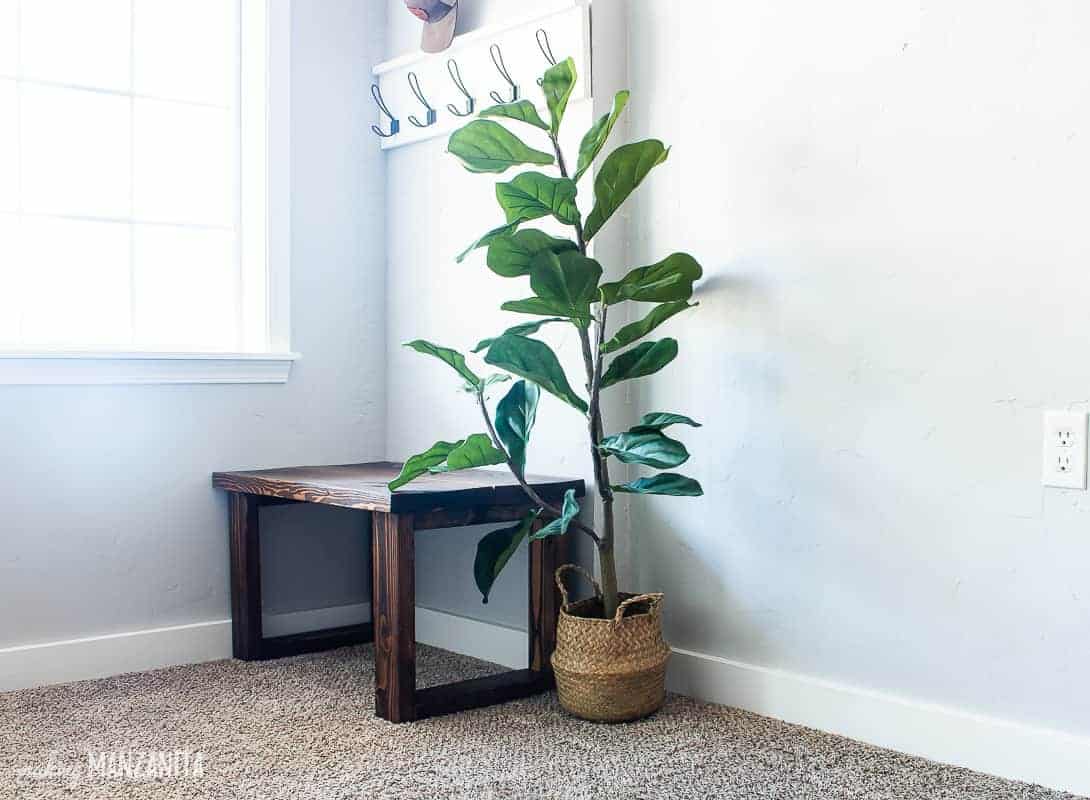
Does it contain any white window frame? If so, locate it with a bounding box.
[0,0,297,385]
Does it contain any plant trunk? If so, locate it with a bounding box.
[598,501,620,620]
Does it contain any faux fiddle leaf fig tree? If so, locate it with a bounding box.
[389,58,704,620]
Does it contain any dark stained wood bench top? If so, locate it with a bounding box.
[212,462,585,513]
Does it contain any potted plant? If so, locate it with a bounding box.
[388,57,703,722]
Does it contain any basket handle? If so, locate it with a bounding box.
[554,564,601,611]
[613,593,665,628]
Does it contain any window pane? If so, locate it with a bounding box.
[0,213,21,343]
[20,0,131,91]
[133,99,232,227]
[20,84,131,218]
[0,0,16,76]
[134,0,235,107]
[0,80,16,212]
[133,226,237,350]
[19,217,132,347]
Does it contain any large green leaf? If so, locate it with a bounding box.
[430,433,507,473]
[479,100,549,130]
[529,250,602,320]
[474,513,535,603]
[575,90,630,182]
[502,296,592,325]
[584,140,670,240]
[485,335,588,413]
[633,412,703,432]
[448,120,554,174]
[599,429,690,469]
[532,489,580,539]
[473,318,565,354]
[600,301,695,354]
[495,380,540,477]
[485,230,577,278]
[496,173,580,226]
[601,338,678,388]
[405,340,480,386]
[600,253,703,304]
[456,222,520,264]
[541,58,577,136]
[389,440,462,491]
[613,474,704,497]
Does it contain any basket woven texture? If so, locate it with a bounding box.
[550,564,671,723]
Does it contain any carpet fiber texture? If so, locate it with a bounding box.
[0,644,1082,800]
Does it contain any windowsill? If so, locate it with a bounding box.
[0,351,300,386]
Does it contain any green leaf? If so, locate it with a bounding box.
[485,335,588,413]
[405,340,480,386]
[600,253,704,304]
[541,57,577,136]
[479,100,549,130]
[601,338,678,388]
[474,373,512,396]
[485,230,578,278]
[599,429,690,469]
[495,380,540,477]
[600,301,695,354]
[584,140,670,240]
[389,440,463,491]
[448,120,554,174]
[456,222,520,264]
[532,489,580,539]
[613,474,704,497]
[501,296,592,324]
[473,318,565,354]
[529,250,602,321]
[633,412,703,432]
[474,513,535,603]
[430,433,507,473]
[575,90,630,182]
[496,173,580,226]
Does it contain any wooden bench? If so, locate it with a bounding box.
[212,462,585,723]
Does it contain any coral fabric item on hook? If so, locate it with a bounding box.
[403,0,458,53]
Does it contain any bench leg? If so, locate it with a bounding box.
[528,525,561,677]
[372,512,417,722]
[228,492,263,661]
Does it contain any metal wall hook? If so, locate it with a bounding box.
[446,59,475,117]
[407,71,437,128]
[370,83,399,138]
[535,29,557,86]
[488,43,519,105]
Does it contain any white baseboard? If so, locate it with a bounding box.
[4,609,1086,795]
[667,647,1090,797]
[0,620,233,693]
[415,607,527,670]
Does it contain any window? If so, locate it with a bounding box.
[0,0,293,383]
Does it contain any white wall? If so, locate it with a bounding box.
[0,0,387,647]
[624,0,1090,739]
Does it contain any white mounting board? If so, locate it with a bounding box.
[371,3,592,151]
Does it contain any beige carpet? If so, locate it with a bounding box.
[0,644,1082,800]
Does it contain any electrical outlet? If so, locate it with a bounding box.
[1043,411,1088,489]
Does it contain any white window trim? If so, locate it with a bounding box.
[0,0,296,386]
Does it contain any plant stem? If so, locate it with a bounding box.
[553,132,620,620]
[476,388,601,546]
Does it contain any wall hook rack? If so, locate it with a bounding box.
[536,28,557,86]
[488,43,519,105]
[446,59,475,117]
[407,72,438,128]
[370,83,400,138]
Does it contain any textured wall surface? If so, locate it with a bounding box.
[0,0,387,647]
[622,0,1090,736]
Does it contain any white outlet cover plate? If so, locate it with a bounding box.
[1042,410,1088,490]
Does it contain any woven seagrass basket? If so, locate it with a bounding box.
[551,564,670,723]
